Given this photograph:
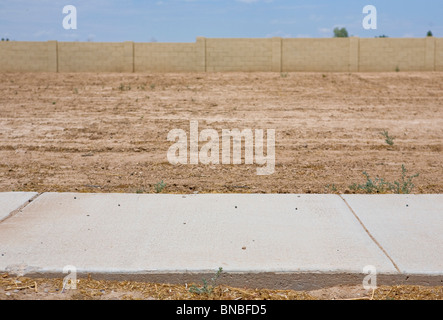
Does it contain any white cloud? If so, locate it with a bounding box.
[266,30,292,38]
[318,27,331,35]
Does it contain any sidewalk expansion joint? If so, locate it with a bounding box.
[0,193,42,224]
[339,194,401,273]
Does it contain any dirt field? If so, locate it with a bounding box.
[0,72,442,194]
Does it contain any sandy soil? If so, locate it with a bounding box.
[0,72,442,194]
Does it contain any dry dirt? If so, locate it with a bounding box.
[1,273,442,300]
[0,72,442,300]
[0,72,442,194]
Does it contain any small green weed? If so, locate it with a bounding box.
[154,180,166,193]
[118,83,131,91]
[349,165,419,194]
[325,184,338,193]
[349,172,391,194]
[189,267,223,295]
[381,130,395,146]
[390,165,419,194]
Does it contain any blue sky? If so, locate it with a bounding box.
[0,0,441,42]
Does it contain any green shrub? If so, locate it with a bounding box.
[349,165,419,194]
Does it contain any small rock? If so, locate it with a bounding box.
[242,246,246,250]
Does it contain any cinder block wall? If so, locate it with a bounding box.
[0,37,441,72]
[282,38,352,72]
[359,38,428,72]
[0,41,57,72]
[205,38,274,72]
[58,42,133,72]
[436,39,443,71]
[135,37,205,72]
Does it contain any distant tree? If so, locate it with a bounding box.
[333,27,349,38]
[376,35,389,38]
[427,30,433,37]
[1,38,9,41]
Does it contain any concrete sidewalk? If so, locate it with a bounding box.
[0,192,441,290]
[0,192,38,222]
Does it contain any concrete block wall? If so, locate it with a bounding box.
[0,41,57,72]
[135,37,205,72]
[0,37,441,72]
[205,38,274,72]
[436,38,443,71]
[58,42,133,72]
[359,38,427,72]
[282,38,352,72]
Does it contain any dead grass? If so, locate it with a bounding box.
[1,273,442,300]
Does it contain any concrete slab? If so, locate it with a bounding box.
[342,194,443,275]
[0,192,38,222]
[0,193,396,282]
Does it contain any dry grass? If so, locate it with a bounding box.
[1,273,442,300]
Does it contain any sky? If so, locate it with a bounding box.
[0,0,441,42]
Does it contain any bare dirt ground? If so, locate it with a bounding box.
[1,273,442,300]
[0,72,442,194]
[0,72,442,300]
